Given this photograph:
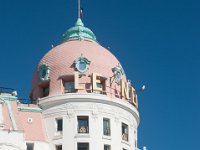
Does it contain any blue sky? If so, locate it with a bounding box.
[0,0,200,150]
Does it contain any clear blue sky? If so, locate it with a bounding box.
[0,0,199,150]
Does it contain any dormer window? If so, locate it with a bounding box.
[38,63,50,81]
[112,64,124,84]
[95,79,106,94]
[39,81,50,98]
[61,75,76,93]
[74,54,91,73]
[92,73,107,94]
[94,82,103,94]
[43,87,49,97]
[97,83,102,89]
[64,81,75,93]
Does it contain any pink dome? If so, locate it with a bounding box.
[31,40,127,101]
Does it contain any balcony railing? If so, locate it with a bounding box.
[78,126,89,133]
[122,133,128,141]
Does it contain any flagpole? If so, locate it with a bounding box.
[78,0,80,18]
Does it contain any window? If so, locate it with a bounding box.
[96,81,106,94]
[97,83,102,88]
[92,73,107,94]
[103,118,110,136]
[56,118,63,132]
[104,145,111,150]
[77,116,89,133]
[64,81,75,93]
[43,86,49,97]
[93,82,104,94]
[26,143,34,150]
[55,145,62,150]
[39,81,49,98]
[78,143,89,150]
[122,123,128,141]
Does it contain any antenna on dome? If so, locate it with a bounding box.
[78,0,80,18]
[78,0,83,19]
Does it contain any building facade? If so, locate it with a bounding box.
[0,15,143,150]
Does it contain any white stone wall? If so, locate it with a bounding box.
[41,93,139,150]
[0,130,26,150]
[27,141,49,150]
[0,130,49,150]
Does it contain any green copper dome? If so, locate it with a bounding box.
[62,18,97,42]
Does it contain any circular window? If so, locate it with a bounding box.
[114,71,122,83]
[74,55,91,73]
[78,61,87,72]
[112,65,124,84]
[115,71,122,80]
[38,64,50,80]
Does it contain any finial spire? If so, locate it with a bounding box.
[62,0,97,42]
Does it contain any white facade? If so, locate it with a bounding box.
[0,130,49,150]
[1,5,145,149]
[0,130,26,150]
[41,93,139,150]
